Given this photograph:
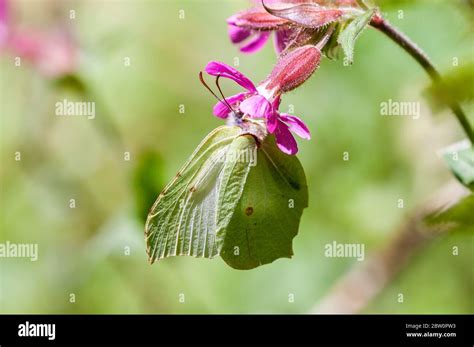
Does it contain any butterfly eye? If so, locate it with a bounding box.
[235,109,244,118]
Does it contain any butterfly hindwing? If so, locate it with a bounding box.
[220,134,309,269]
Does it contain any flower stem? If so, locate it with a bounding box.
[370,15,474,144]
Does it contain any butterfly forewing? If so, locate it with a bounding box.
[145,126,257,263]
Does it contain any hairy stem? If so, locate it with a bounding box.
[370,15,474,144]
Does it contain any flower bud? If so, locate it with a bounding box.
[265,45,321,93]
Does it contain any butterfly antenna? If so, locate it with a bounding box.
[199,72,233,113]
[215,75,238,115]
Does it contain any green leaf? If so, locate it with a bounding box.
[337,8,375,64]
[425,194,474,234]
[220,135,308,270]
[322,22,345,60]
[442,140,474,191]
[145,126,257,263]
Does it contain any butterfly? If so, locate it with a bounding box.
[145,122,308,269]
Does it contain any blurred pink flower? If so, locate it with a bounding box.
[0,0,77,78]
[0,0,10,47]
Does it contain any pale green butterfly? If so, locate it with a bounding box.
[145,120,308,269]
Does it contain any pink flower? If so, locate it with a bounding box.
[204,52,314,155]
[227,5,294,54]
[204,61,271,119]
[227,0,362,54]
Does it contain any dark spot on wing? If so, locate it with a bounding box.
[288,179,300,190]
[245,206,254,216]
[190,186,197,193]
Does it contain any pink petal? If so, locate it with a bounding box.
[266,95,280,133]
[280,113,311,139]
[266,110,278,133]
[275,121,298,155]
[272,95,282,109]
[240,31,271,53]
[274,29,294,53]
[227,13,239,25]
[205,61,257,93]
[228,24,251,44]
[212,92,247,118]
[239,94,272,118]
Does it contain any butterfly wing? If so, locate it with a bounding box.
[145,126,258,263]
[220,134,309,269]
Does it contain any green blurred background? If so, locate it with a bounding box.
[1,0,473,313]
